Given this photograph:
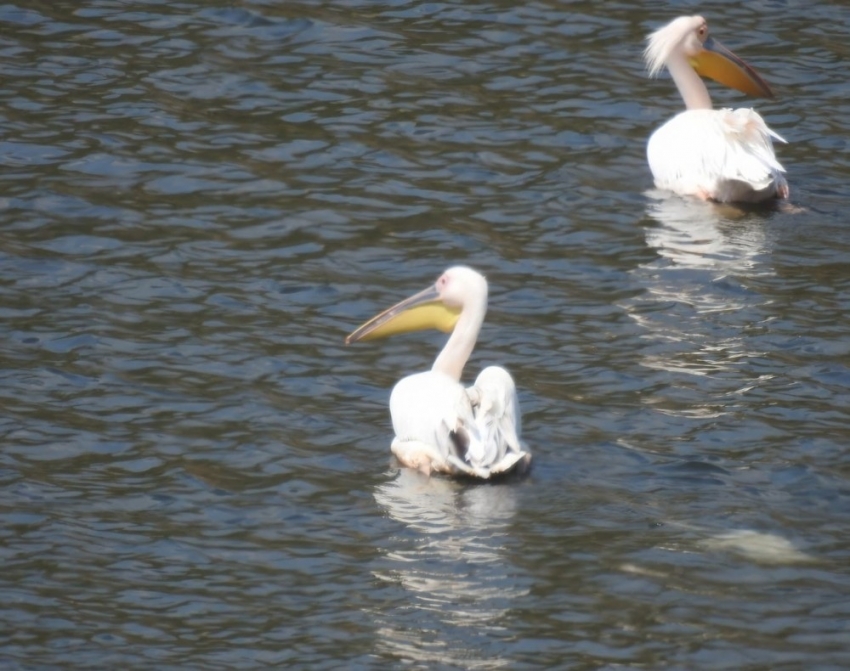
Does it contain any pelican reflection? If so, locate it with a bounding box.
[623,192,775,389]
[643,190,770,272]
[369,469,528,667]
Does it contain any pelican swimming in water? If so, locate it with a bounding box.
[645,15,789,203]
[346,266,531,479]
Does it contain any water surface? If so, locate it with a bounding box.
[1,0,850,668]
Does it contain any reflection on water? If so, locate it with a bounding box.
[642,191,770,273]
[639,516,814,566]
[371,469,527,667]
[623,192,773,384]
[2,0,850,666]
[699,529,814,564]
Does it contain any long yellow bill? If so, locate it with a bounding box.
[690,36,774,98]
[345,285,461,344]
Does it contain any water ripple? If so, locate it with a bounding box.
[1,0,849,667]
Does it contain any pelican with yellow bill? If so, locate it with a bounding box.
[346,266,531,480]
[645,15,789,203]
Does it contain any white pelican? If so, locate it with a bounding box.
[346,266,531,479]
[645,15,789,203]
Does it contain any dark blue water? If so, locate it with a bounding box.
[1,1,849,668]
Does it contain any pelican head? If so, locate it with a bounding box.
[645,15,774,100]
[345,266,487,344]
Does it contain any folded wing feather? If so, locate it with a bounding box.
[389,368,530,479]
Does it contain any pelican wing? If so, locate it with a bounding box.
[648,108,788,203]
[449,366,531,478]
[389,370,476,476]
[389,368,530,479]
[470,366,524,456]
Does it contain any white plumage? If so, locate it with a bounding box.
[645,15,789,203]
[347,266,531,480]
[390,365,526,479]
[648,108,787,203]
